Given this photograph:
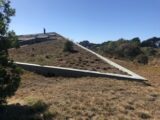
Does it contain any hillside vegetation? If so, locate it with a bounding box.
[80,37,160,65]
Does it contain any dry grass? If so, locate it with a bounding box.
[7,38,160,119]
[112,58,160,87]
[8,63,160,120]
[9,38,127,75]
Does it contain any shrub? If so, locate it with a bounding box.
[43,111,54,120]
[118,43,142,59]
[63,40,74,52]
[131,37,141,46]
[135,54,148,64]
[28,100,49,113]
[141,37,160,48]
[141,47,156,56]
[100,39,142,59]
[138,111,151,119]
[79,40,90,47]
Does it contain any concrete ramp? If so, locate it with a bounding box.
[75,43,146,80]
[15,62,146,81]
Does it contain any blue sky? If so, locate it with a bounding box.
[10,0,160,43]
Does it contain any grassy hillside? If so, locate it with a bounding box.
[9,38,127,75]
[7,62,160,119]
[6,36,160,120]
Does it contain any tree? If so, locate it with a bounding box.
[131,37,141,46]
[79,40,90,47]
[141,37,160,48]
[0,0,21,104]
[119,43,142,59]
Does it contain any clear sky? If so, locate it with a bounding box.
[10,0,160,43]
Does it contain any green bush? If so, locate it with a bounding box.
[63,40,74,52]
[141,47,156,56]
[131,37,141,46]
[135,54,148,64]
[120,43,142,59]
[28,100,49,113]
[101,39,142,59]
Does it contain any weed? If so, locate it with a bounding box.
[138,111,151,119]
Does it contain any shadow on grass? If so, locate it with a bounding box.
[0,101,53,120]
